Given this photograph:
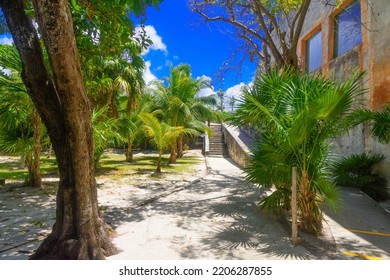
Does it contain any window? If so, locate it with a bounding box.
[334,0,362,57]
[306,30,322,72]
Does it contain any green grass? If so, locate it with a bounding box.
[96,151,201,178]
[0,156,58,181]
[0,150,201,183]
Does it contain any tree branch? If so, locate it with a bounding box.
[250,0,284,65]
[192,3,271,48]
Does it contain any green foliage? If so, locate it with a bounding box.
[150,64,220,133]
[332,153,389,201]
[71,0,161,60]
[92,106,123,167]
[233,68,364,233]
[349,104,390,144]
[139,112,198,172]
[0,44,47,155]
[117,93,154,161]
[260,0,303,13]
[130,0,162,16]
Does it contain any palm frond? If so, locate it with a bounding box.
[349,104,390,143]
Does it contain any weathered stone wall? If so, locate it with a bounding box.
[222,123,250,168]
[294,0,390,183]
[329,45,366,157]
[363,0,390,182]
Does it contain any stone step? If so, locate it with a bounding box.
[207,123,229,157]
[209,144,225,147]
[209,147,227,151]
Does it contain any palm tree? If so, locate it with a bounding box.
[91,106,123,168]
[139,112,197,173]
[0,44,44,187]
[233,68,364,234]
[84,40,145,119]
[118,93,153,162]
[150,64,218,163]
[349,104,390,144]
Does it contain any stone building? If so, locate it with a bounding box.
[291,0,390,182]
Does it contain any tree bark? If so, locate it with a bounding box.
[156,152,162,173]
[47,144,52,158]
[191,0,312,71]
[125,137,134,162]
[169,143,177,164]
[298,170,323,234]
[0,0,117,259]
[27,110,42,188]
[177,136,184,159]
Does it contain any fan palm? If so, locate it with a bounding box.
[84,40,145,118]
[348,104,390,144]
[0,44,45,187]
[233,68,365,234]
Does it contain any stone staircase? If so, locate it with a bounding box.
[208,123,229,157]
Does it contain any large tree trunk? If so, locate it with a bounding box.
[0,0,117,259]
[26,110,42,187]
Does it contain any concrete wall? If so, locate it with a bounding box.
[363,0,390,182]
[292,0,390,183]
[222,123,250,168]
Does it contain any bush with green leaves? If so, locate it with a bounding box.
[232,68,365,234]
[349,104,390,144]
[332,153,389,201]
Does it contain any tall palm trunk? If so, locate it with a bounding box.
[156,151,162,173]
[298,170,322,234]
[177,135,184,159]
[20,155,26,168]
[125,136,134,162]
[47,144,52,158]
[169,143,177,164]
[107,88,119,118]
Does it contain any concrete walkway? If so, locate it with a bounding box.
[324,187,390,260]
[2,153,389,260]
[108,157,337,260]
[108,156,390,260]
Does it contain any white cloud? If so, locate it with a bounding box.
[143,61,158,85]
[197,87,216,98]
[197,75,212,84]
[0,36,13,45]
[223,82,250,111]
[196,75,216,98]
[135,25,167,55]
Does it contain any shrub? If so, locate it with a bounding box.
[232,68,365,234]
[332,153,389,201]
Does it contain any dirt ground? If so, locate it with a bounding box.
[0,149,207,259]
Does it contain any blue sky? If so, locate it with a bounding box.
[136,0,257,96]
